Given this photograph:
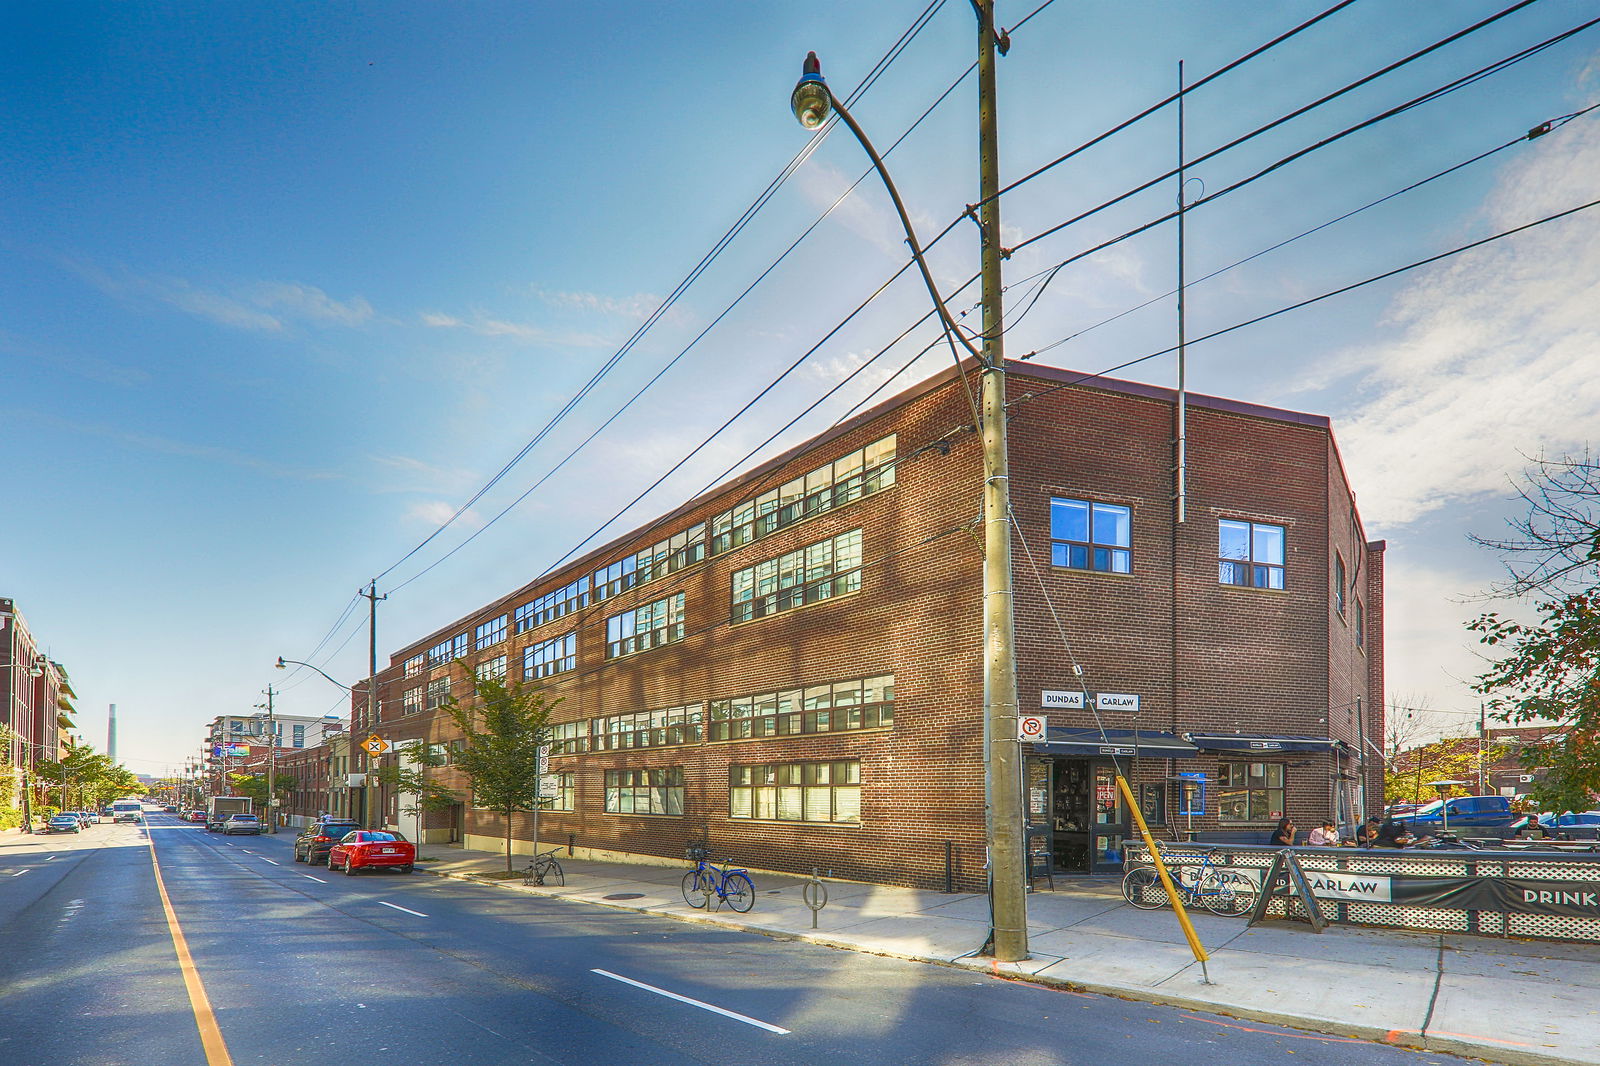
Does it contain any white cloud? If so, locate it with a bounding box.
[1325,118,1600,527]
[532,288,660,320]
[69,258,375,333]
[405,499,483,528]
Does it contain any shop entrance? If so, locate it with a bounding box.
[1027,757,1129,875]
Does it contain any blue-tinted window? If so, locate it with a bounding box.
[1219,519,1285,589]
[1049,498,1131,574]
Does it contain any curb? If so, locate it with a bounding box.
[415,862,1593,1066]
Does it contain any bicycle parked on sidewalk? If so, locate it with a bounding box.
[681,845,755,912]
[521,846,565,887]
[1121,846,1255,916]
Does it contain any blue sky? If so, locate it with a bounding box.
[4,1,1597,778]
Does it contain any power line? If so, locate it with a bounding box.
[1009,195,1600,410]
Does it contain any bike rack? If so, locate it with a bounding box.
[803,868,829,929]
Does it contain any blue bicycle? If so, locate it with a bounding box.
[682,846,755,912]
[1122,847,1256,916]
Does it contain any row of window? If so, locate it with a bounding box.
[731,529,863,624]
[415,436,899,675]
[541,674,895,755]
[495,761,863,824]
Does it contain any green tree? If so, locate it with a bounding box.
[372,742,458,819]
[1469,451,1600,811]
[227,772,298,808]
[1384,736,1510,806]
[445,673,554,873]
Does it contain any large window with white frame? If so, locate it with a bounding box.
[590,704,703,751]
[548,720,589,756]
[524,632,576,679]
[542,771,575,812]
[403,654,425,677]
[731,529,863,624]
[515,578,589,633]
[729,761,860,824]
[708,675,892,742]
[474,615,508,650]
[426,676,450,710]
[1049,497,1131,573]
[603,767,683,815]
[604,593,686,659]
[427,633,469,668]
[475,655,506,682]
[1218,519,1285,590]
[402,687,423,715]
[709,436,895,556]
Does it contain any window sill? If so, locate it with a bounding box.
[730,585,863,628]
[703,725,893,746]
[729,817,862,829]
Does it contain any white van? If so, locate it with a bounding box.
[111,799,143,823]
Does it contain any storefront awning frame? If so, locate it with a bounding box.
[1186,733,1342,753]
[1031,728,1200,759]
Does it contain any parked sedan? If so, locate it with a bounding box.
[326,830,415,875]
[220,814,263,835]
[185,809,206,823]
[293,819,362,865]
[44,814,82,834]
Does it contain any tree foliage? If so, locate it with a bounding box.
[445,673,554,872]
[228,772,298,807]
[1469,451,1600,811]
[1383,737,1510,806]
[371,742,457,818]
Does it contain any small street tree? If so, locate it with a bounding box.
[228,772,298,809]
[371,742,458,820]
[445,673,554,873]
[1469,450,1600,811]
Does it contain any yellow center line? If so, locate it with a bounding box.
[147,831,235,1066]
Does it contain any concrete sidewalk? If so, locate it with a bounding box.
[414,840,1600,1066]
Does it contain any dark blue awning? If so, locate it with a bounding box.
[1186,734,1340,753]
[1033,728,1199,758]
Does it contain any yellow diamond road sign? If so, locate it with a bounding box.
[363,734,389,755]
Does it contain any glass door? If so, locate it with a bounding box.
[1091,764,1128,873]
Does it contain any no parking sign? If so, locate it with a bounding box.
[1018,715,1048,742]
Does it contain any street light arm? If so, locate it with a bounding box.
[275,657,351,692]
[798,61,986,368]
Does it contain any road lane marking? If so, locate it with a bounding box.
[147,837,236,1065]
[590,969,790,1034]
[302,875,327,884]
[44,855,56,861]
[260,858,280,865]
[378,901,428,918]
[11,870,28,877]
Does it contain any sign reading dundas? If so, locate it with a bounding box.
[1040,690,1140,712]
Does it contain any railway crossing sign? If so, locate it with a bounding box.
[362,734,390,755]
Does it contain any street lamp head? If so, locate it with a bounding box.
[275,656,286,669]
[791,51,831,130]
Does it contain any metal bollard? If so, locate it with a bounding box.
[803,867,829,929]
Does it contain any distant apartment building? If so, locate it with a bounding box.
[352,361,1383,888]
[202,711,345,795]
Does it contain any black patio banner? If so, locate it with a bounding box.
[1391,876,1600,919]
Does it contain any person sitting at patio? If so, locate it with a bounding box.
[1307,820,1340,846]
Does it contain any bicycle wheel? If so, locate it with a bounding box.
[543,858,564,887]
[681,869,710,908]
[721,872,755,913]
[1198,872,1256,916]
[1121,866,1166,909]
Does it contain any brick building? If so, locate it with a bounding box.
[2,598,76,824]
[357,361,1384,888]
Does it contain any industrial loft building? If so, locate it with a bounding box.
[1,598,77,822]
[349,361,1383,888]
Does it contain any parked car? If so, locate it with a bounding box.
[1392,795,1520,834]
[185,809,207,823]
[163,805,178,813]
[1538,811,1600,841]
[221,814,263,836]
[327,830,415,875]
[75,811,96,827]
[293,818,362,865]
[44,814,81,834]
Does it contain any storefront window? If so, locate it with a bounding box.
[1217,761,1285,822]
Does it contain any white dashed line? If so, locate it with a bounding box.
[260,858,280,866]
[11,870,29,877]
[591,969,791,1033]
[378,901,428,918]
[302,875,327,884]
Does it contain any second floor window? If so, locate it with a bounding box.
[1049,498,1131,573]
[475,655,506,682]
[402,687,423,715]
[426,676,450,710]
[1219,519,1285,590]
[605,593,686,659]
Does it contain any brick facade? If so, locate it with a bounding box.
[352,361,1383,887]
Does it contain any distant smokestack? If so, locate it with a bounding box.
[108,704,118,763]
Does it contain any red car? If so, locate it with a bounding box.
[327,830,415,875]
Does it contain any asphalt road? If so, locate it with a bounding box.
[0,815,1486,1066]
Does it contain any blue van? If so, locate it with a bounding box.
[1394,795,1517,833]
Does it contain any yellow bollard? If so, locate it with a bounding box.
[1114,774,1211,980]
